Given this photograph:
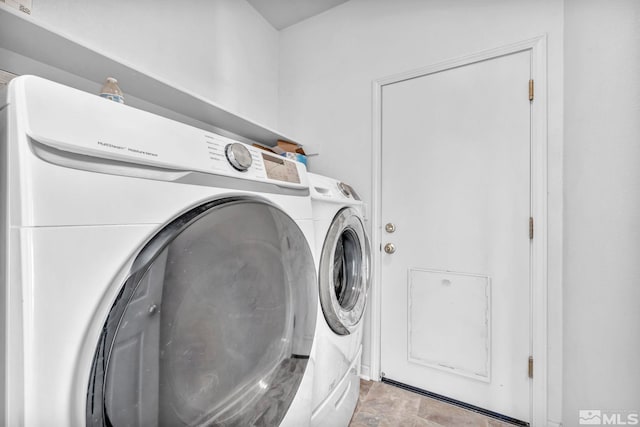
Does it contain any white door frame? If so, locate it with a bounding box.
[369,35,548,425]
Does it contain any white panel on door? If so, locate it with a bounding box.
[408,269,490,381]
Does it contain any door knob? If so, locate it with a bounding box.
[385,223,396,233]
[384,243,396,254]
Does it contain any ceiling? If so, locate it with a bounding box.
[247,0,349,30]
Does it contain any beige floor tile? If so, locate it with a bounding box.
[409,415,448,427]
[360,379,374,397]
[349,380,521,427]
[417,397,491,426]
[355,380,374,413]
[363,382,422,416]
[487,418,519,427]
[350,410,390,427]
[351,411,445,427]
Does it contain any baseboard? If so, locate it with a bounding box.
[359,364,371,381]
[547,421,562,427]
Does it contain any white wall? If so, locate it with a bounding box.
[563,0,640,424]
[30,0,279,128]
[278,0,564,424]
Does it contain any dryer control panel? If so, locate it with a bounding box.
[15,76,307,188]
[200,133,300,184]
[261,152,300,183]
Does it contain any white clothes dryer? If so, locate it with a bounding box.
[1,76,319,427]
[308,173,370,427]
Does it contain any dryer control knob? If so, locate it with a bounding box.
[225,143,253,171]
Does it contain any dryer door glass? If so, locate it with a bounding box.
[87,198,317,427]
[319,207,371,335]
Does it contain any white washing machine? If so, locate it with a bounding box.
[308,173,370,427]
[0,76,319,426]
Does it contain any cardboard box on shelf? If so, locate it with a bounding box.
[277,140,307,155]
[252,142,284,154]
[253,140,317,167]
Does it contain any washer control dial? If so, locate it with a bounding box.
[225,143,252,171]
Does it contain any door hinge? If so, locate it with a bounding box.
[529,217,534,240]
[529,79,534,101]
[528,356,534,378]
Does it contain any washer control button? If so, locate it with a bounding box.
[225,143,253,171]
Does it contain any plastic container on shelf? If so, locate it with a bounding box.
[99,77,124,104]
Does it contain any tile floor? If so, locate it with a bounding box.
[349,380,520,427]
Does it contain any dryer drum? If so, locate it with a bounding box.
[332,228,361,311]
[319,207,371,336]
[86,197,317,427]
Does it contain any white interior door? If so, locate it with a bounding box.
[380,51,532,422]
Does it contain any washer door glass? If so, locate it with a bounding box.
[319,207,370,335]
[87,198,316,427]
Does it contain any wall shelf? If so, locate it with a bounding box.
[0,4,294,145]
